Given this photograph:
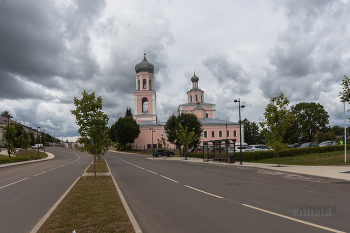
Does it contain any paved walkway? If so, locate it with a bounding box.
[150,156,350,181]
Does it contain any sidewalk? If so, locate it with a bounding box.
[152,156,350,182]
[0,149,55,168]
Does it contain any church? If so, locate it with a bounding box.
[132,54,242,150]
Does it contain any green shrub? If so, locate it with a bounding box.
[0,155,42,164]
[115,143,131,151]
[187,145,348,162]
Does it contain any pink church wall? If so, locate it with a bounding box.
[201,125,243,144]
[133,126,168,150]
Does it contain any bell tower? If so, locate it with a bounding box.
[133,53,157,123]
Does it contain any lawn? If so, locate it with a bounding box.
[255,150,350,166]
[38,176,134,233]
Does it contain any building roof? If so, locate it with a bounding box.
[135,54,154,74]
[193,102,205,110]
[179,102,214,107]
[187,88,203,92]
[199,118,238,125]
[139,121,164,127]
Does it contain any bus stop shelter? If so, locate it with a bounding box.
[202,139,236,163]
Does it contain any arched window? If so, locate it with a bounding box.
[149,80,152,90]
[142,97,148,112]
[196,95,198,101]
[219,131,223,137]
[201,95,203,102]
[206,113,209,118]
[143,79,146,89]
[138,80,140,90]
[233,130,237,137]
[211,131,215,137]
[226,130,230,137]
[190,96,192,102]
[204,131,207,138]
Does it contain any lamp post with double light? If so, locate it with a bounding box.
[37,126,40,155]
[234,98,245,165]
[5,115,13,158]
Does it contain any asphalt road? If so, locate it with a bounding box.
[0,148,92,233]
[105,151,350,233]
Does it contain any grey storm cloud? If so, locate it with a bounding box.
[202,53,250,95]
[259,0,350,102]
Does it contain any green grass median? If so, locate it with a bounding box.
[0,150,47,164]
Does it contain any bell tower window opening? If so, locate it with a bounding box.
[142,97,148,112]
[138,79,140,90]
[149,80,152,90]
[143,79,146,89]
[196,95,198,101]
[190,96,192,102]
[201,95,203,102]
[206,113,209,118]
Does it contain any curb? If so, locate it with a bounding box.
[0,152,55,168]
[31,159,142,233]
[30,176,81,233]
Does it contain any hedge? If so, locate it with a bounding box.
[187,145,349,162]
[0,155,43,164]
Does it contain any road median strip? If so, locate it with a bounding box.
[32,159,141,233]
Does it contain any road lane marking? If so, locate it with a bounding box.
[185,185,223,199]
[160,175,178,183]
[0,178,29,190]
[34,171,47,176]
[242,204,346,233]
[49,167,57,171]
[147,170,157,174]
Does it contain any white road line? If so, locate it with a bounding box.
[160,175,178,183]
[146,170,157,174]
[34,171,47,177]
[242,204,346,233]
[49,167,57,171]
[185,185,223,199]
[0,178,29,190]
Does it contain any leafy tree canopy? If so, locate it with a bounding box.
[71,90,110,158]
[240,118,264,145]
[291,102,329,142]
[114,116,140,149]
[1,110,11,118]
[260,92,295,166]
[125,107,133,117]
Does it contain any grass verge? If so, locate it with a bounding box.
[255,150,350,166]
[86,163,109,173]
[0,150,47,164]
[38,176,134,233]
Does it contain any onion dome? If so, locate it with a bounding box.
[135,53,154,74]
[191,72,199,83]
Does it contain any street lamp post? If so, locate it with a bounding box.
[43,129,45,153]
[234,98,245,165]
[37,126,40,155]
[6,115,13,158]
[150,127,155,158]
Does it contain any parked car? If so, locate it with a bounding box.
[31,144,43,149]
[208,147,225,153]
[292,143,303,148]
[319,141,338,147]
[300,142,319,148]
[244,144,269,152]
[152,149,174,157]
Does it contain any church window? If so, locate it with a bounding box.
[227,130,230,137]
[190,96,192,102]
[206,113,209,118]
[201,95,203,102]
[211,131,215,137]
[149,80,152,90]
[233,130,237,137]
[142,97,148,112]
[204,131,207,138]
[196,95,198,101]
[138,80,140,90]
[143,79,146,89]
[219,131,223,137]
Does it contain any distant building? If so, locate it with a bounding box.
[132,54,242,150]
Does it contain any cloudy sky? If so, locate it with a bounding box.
[1,0,350,141]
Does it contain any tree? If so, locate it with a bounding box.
[260,92,295,166]
[164,113,203,156]
[1,110,11,118]
[291,102,329,142]
[114,116,140,150]
[125,107,133,117]
[176,124,200,158]
[17,131,30,155]
[71,90,110,178]
[1,123,17,152]
[241,118,264,145]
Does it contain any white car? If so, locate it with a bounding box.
[245,145,269,152]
